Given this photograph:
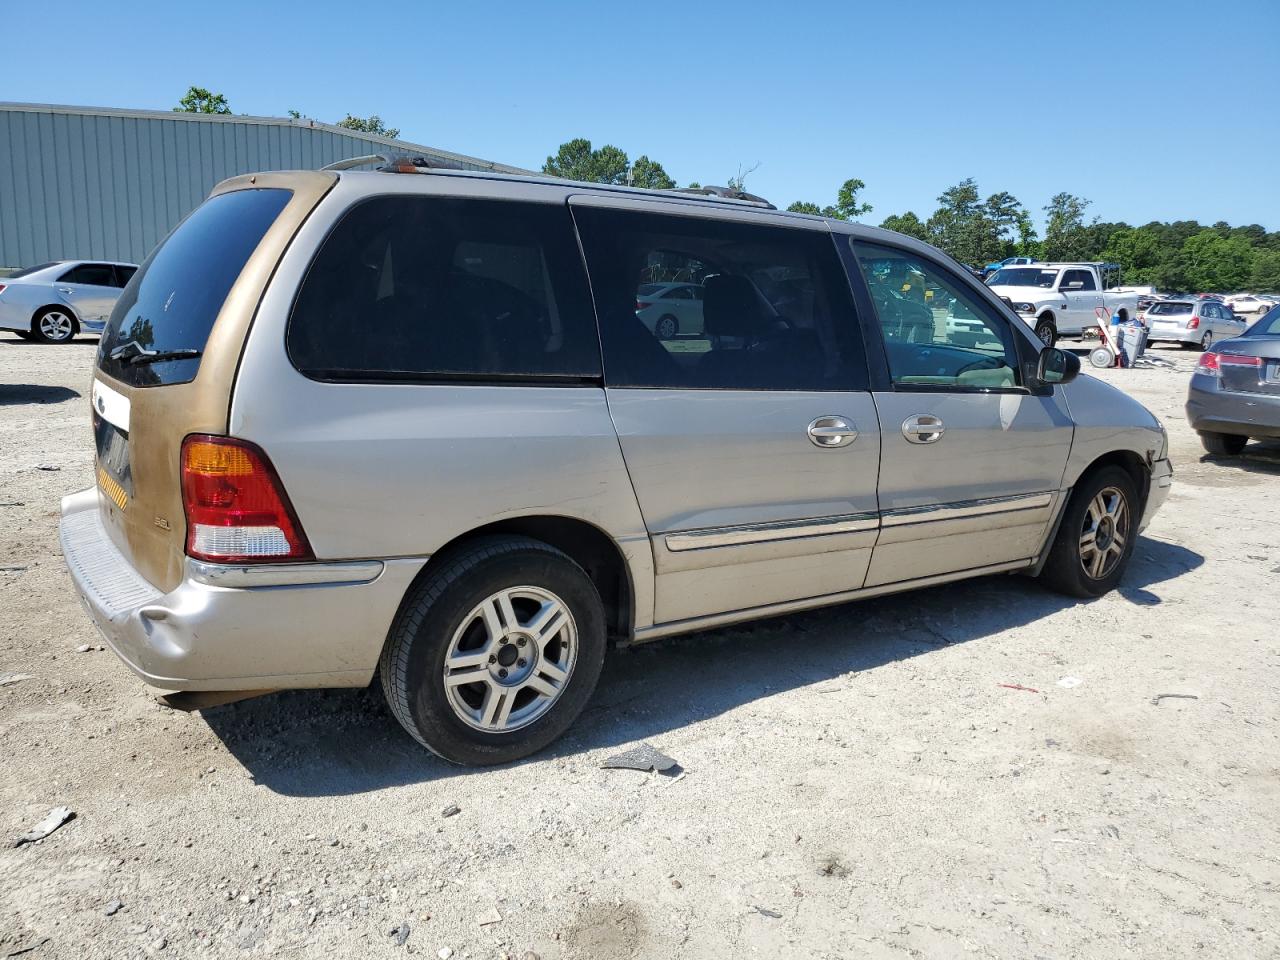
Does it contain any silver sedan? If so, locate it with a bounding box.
[0,260,137,343]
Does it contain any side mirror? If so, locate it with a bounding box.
[1037,346,1080,385]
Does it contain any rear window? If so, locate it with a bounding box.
[7,261,61,279]
[1148,302,1193,315]
[287,196,600,382]
[98,188,292,387]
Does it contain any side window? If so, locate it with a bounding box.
[112,265,137,288]
[288,197,600,381]
[1061,269,1096,291]
[574,206,867,391]
[59,263,116,286]
[850,241,1022,391]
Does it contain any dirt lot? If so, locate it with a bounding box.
[1,333,1277,960]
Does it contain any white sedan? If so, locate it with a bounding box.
[0,260,137,342]
[1226,294,1271,315]
[635,282,705,339]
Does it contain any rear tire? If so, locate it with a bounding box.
[1199,431,1247,456]
[1039,466,1139,599]
[655,314,679,340]
[31,307,77,344]
[379,536,607,765]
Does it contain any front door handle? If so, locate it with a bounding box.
[902,414,945,444]
[57,287,74,295]
[807,416,857,448]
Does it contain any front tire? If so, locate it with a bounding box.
[379,536,607,765]
[32,307,77,343]
[1199,431,1247,456]
[1034,316,1057,347]
[1040,466,1139,598]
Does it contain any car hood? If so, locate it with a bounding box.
[986,285,1059,302]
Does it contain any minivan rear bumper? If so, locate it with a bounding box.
[59,488,425,691]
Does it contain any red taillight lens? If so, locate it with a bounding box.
[635,300,653,312]
[1195,351,1220,376]
[1187,316,1200,329]
[0,283,7,296]
[1221,354,1264,367]
[180,435,312,563]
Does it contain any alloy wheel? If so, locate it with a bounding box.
[1078,486,1130,580]
[39,311,74,341]
[442,586,577,733]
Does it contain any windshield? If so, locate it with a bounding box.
[1148,302,1193,316]
[988,267,1058,288]
[98,188,292,387]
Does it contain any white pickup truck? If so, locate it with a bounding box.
[986,262,1139,346]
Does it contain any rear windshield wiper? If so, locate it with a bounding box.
[108,342,202,366]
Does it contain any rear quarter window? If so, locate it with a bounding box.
[97,188,292,387]
[287,196,600,382]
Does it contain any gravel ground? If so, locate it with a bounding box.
[1,332,1277,960]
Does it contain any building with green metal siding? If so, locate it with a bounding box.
[0,101,529,269]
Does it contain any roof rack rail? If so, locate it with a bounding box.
[320,152,471,173]
[664,185,776,210]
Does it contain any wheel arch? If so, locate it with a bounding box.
[399,515,636,643]
[32,302,81,333]
[1031,449,1150,577]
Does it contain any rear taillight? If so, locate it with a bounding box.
[1195,352,1220,376]
[180,435,312,563]
[1222,354,1263,367]
[1198,352,1264,377]
[0,283,6,296]
[1187,316,1200,329]
[635,300,653,312]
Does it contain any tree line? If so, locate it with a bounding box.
[540,137,1279,293]
[167,98,1280,294]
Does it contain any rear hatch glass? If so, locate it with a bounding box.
[97,189,292,387]
[1148,302,1192,317]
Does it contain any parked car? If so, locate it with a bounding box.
[1226,294,1271,314]
[0,260,138,342]
[981,255,1036,277]
[985,262,1140,346]
[1186,305,1280,455]
[59,166,1172,765]
[1145,299,1247,350]
[635,281,704,339]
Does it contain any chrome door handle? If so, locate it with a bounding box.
[902,414,945,444]
[57,287,73,295]
[807,416,857,448]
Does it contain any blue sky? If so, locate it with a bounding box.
[2,0,1277,230]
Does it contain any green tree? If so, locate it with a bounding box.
[337,114,400,139]
[629,155,675,190]
[787,177,872,221]
[926,179,1002,266]
[983,191,1034,260]
[1176,231,1255,291]
[543,138,630,184]
[1042,193,1093,261]
[833,178,872,220]
[175,86,230,114]
[1248,249,1280,292]
[879,211,930,242]
[1099,227,1165,285]
[726,162,761,195]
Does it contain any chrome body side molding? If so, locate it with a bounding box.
[663,512,880,553]
[881,492,1054,527]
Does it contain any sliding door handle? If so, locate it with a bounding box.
[807,416,857,448]
[902,414,945,444]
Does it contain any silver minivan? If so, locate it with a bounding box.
[60,163,1173,764]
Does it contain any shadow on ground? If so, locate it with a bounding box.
[1199,438,1280,477]
[0,384,82,405]
[202,536,1203,797]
